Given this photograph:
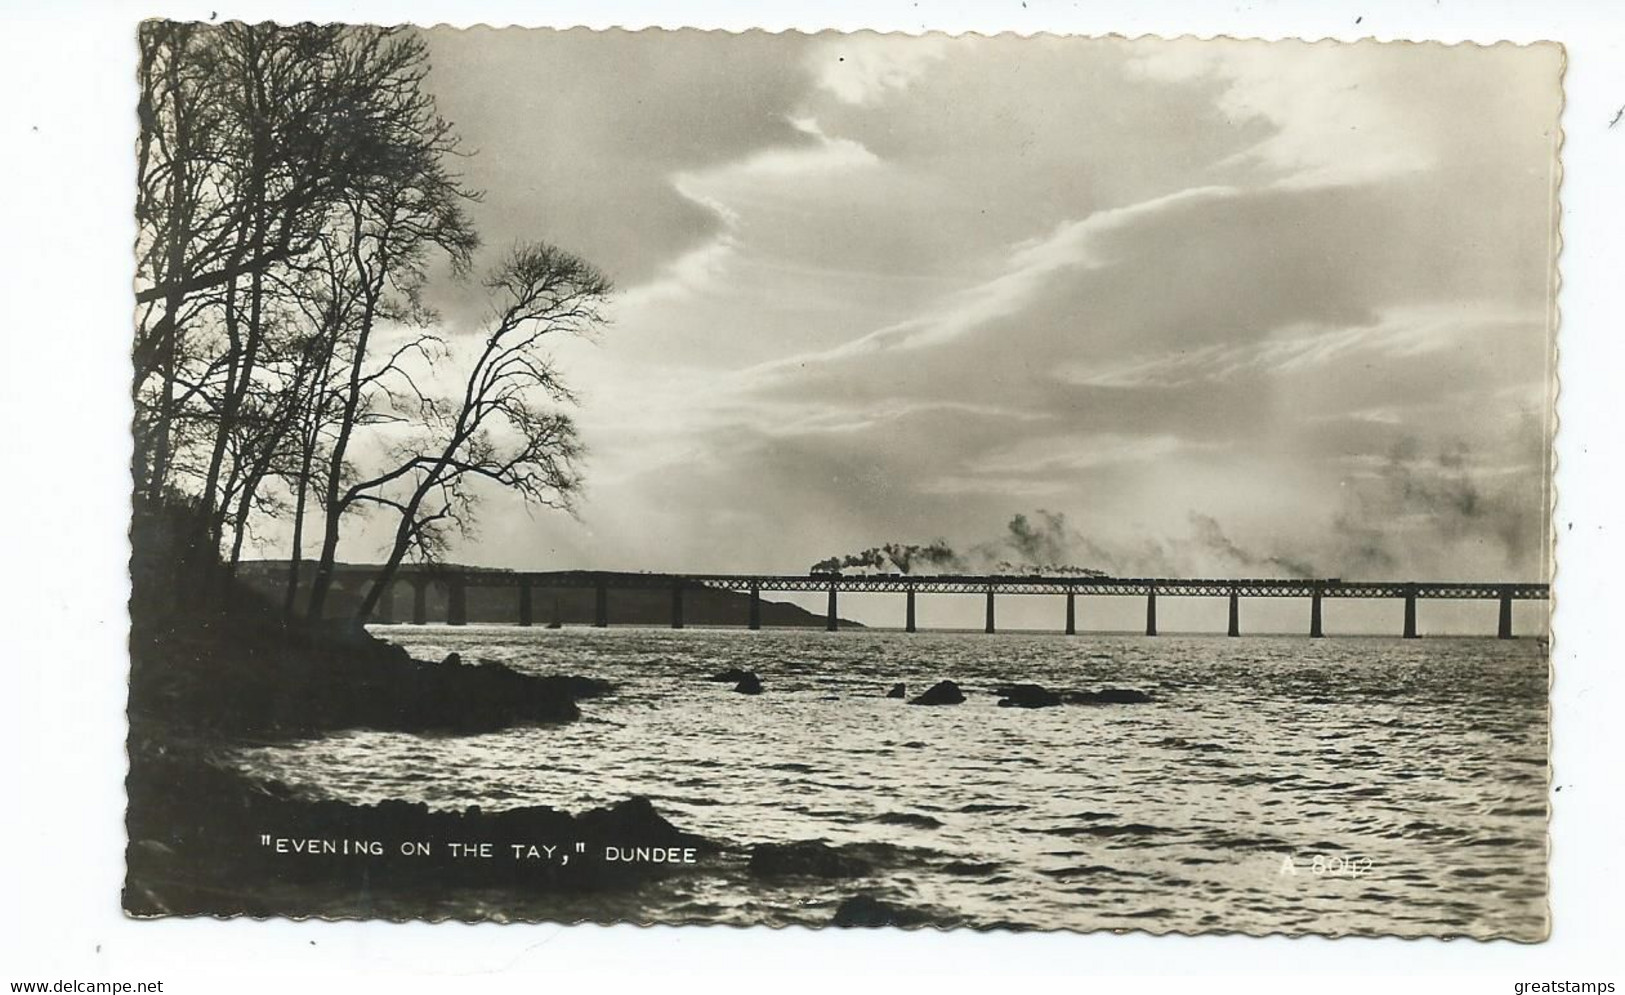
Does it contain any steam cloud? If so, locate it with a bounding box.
[808,435,1542,581]
[810,540,960,575]
[1187,513,1318,579]
[811,509,1320,578]
[810,511,1109,576]
[1328,435,1542,577]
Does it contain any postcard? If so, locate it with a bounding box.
[127,23,1559,938]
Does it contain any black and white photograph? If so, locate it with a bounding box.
[121,22,1563,939]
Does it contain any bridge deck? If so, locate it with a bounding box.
[333,567,1549,636]
[355,569,1549,600]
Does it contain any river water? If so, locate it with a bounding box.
[230,626,1549,937]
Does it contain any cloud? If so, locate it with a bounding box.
[743,116,881,176]
[754,400,1050,438]
[808,34,950,106]
[611,191,740,311]
[1131,37,1560,190]
[1062,304,1540,389]
[925,433,1205,496]
[1125,39,1508,188]
[418,27,821,323]
[747,184,1237,375]
[613,115,882,312]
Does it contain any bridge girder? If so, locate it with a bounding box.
[334,568,1548,601]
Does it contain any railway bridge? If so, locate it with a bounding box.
[349,569,1550,639]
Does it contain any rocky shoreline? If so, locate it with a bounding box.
[125,594,720,918]
[123,580,972,925]
[124,739,709,917]
[128,605,615,738]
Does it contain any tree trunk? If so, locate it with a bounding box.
[141,36,195,504]
[354,423,471,622]
[142,299,182,504]
[283,435,313,618]
[198,273,243,552]
[222,471,258,608]
[308,221,387,619]
[354,489,429,621]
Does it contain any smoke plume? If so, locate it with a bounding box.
[811,508,1322,579]
[806,433,1543,581]
[810,510,1108,576]
[810,540,961,575]
[1328,435,1542,577]
[1187,513,1318,578]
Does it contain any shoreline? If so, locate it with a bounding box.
[125,597,721,919]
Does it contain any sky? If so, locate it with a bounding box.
[328,29,1561,621]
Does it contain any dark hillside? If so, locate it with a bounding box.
[235,561,865,628]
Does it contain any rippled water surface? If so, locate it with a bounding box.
[232,627,1548,937]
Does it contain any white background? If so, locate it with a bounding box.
[0,2,1620,992]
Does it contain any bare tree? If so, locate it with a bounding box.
[302,131,480,618]
[348,244,612,621]
[135,23,481,605]
[135,23,615,624]
[134,21,228,504]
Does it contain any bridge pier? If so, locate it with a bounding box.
[411,578,427,625]
[593,583,608,628]
[374,580,395,624]
[1498,589,1513,639]
[448,576,467,626]
[905,588,916,633]
[826,586,838,632]
[1146,586,1158,637]
[985,587,996,633]
[672,582,685,629]
[1065,591,1076,635]
[748,582,761,630]
[518,580,533,627]
[1403,584,1418,639]
[1227,588,1240,637]
[1310,585,1324,638]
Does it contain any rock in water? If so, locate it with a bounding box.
[708,667,753,683]
[872,812,943,829]
[995,683,1063,708]
[442,652,462,667]
[909,680,965,706]
[832,894,934,928]
[733,672,763,695]
[538,675,614,700]
[1066,687,1153,705]
[886,682,906,699]
[749,840,870,878]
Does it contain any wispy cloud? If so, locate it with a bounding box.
[1062,305,1540,389]
[923,434,1219,498]
[748,184,1238,377]
[1126,40,1432,188]
[808,34,950,106]
[755,399,1052,437]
